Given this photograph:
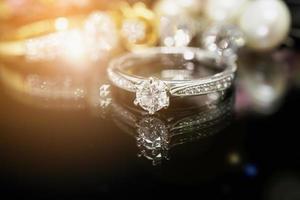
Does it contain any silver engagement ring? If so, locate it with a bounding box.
[108,47,236,114]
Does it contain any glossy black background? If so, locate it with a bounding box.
[0,73,300,199]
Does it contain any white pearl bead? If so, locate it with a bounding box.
[154,0,203,16]
[154,0,183,16]
[239,0,291,51]
[204,0,250,23]
[175,0,203,15]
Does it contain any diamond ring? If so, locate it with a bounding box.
[108,47,237,114]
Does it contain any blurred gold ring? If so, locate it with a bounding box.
[0,11,120,62]
[118,2,158,51]
[0,15,86,41]
[0,16,85,58]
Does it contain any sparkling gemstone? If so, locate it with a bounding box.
[159,15,196,47]
[99,84,112,108]
[135,78,169,114]
[202,24,245,57]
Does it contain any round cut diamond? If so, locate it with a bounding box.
[135,78,169,114]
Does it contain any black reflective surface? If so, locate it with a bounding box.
[0,50,300,198]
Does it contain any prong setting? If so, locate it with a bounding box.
[134,77,170,114]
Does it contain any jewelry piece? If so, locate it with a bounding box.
[153,0,203,17]
[0,15,87,41]
[0,11,119,62]
[239,0,291,51]
[0,0,93,20]
[204,0,250,23]
[118,2,158,50]
[203,0,291,52]
[108,47,237,114]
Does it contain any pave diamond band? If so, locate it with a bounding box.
[108,47,237,114]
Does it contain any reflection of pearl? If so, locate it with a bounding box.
[204,0,249,23]
[239,0,291,51]
[238,52,287,114]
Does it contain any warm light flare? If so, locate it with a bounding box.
[63,31,85,61]
[55,17,69,31]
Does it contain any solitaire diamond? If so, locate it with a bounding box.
[134,78,169,114]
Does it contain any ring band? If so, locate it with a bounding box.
[108,47,237,114]
[0,12,119,62]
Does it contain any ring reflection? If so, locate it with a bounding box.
[111,92,234,165]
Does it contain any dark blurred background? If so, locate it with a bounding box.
[0,0,300,198]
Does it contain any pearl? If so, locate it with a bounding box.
[204,0,250,23]
[239,0,291,51]
[175,0,203,15]
[154,0,203,16]
[154,0,186,16]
